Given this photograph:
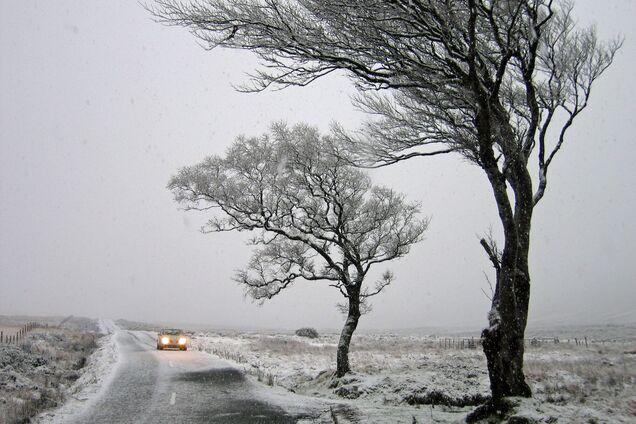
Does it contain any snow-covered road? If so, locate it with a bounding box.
[42,323,326,423]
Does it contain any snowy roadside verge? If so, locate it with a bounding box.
[190,332,482,423]
[190,331,636,423]
[34,319,120,424]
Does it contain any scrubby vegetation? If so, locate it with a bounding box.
[295,328,319,339]
[191,330,636,423]
[0,317,99,424]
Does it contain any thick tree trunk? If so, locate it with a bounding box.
[481,160,534,402]
[472,100,534,408]
[469,185,533,422]
[336,290,361,378]
[481,267,532,401]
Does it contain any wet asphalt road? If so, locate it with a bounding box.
[70,330,315,424]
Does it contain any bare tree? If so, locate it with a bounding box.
[150,0,621,407]
[168,123,427,377]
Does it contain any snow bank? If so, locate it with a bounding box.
[34,319,120,424]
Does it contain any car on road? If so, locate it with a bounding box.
[156,329,188,351]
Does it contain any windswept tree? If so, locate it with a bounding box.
[168,124,427,377]
[151,0,621,406]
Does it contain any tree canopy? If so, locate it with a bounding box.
[153,0,620,202]
[168,123,428,375]
[169,123,426,298]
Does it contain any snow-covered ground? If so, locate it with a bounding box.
[34,319,120,424]
[5,317,634,423]
[0,317,112,424]
[190,330,636,423]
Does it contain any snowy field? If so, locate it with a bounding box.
[188,328,636,423]
[0,316,106,424]
[3,316,634,423]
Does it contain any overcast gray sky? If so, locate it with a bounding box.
[1,0,634,331]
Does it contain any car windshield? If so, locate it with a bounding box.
[161,329,183,335]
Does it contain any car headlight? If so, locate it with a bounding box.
[178,337,187,345]
[161,337,170,345]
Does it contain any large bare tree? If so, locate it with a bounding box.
[168,124,427,377]
[151,0,620,407]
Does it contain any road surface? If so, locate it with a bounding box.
[69,327,324,423]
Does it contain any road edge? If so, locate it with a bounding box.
[34,319,121,424]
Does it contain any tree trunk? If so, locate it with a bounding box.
[336,289,361,378]
[469,185,533,422]
[481,160,534,402]
[481,267,532,401]
[472,100,534,407]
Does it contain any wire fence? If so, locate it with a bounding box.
[0,322,43,345]
[434,336,595,350]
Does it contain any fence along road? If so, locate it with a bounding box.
[0,321,39,345]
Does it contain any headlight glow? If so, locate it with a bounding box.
[178,337,187,345]
[161,337,170,345]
